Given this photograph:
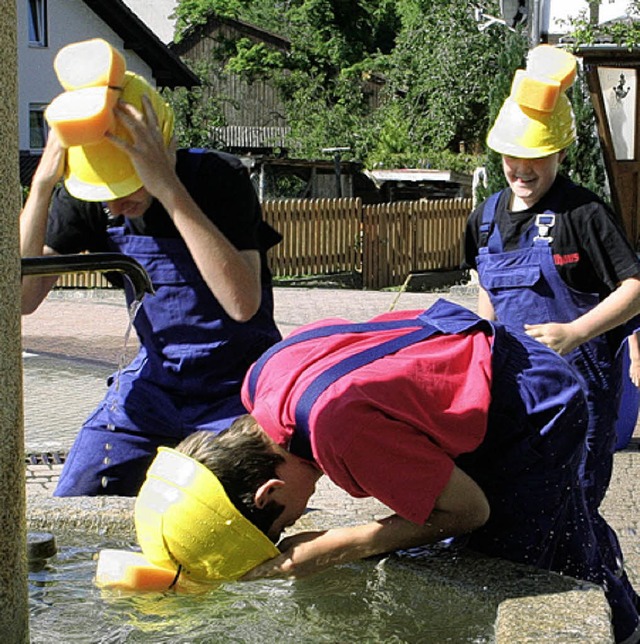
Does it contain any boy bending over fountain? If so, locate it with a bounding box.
[136,299,639,643]
[20,39,281,496]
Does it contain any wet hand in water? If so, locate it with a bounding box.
[240,531,332,580]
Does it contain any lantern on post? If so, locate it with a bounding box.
[579,46,640,245]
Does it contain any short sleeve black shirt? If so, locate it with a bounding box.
[463,175,640,299]
[46,148,282,283]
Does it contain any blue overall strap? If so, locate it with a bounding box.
[479,191,503,253]
[246,317,431,405]
[291,323,440,460]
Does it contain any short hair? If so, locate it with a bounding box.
[176,415,285,536]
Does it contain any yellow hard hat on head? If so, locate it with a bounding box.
[134,447,279,584]
[46,39,174,202]
[487,45,577,158]
[487,93,576,158]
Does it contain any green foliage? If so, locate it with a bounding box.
[560,1,640,49]
[169,0,606,199]
[380,1,505,152]
[173,0,245,36]
[224,39,285,80]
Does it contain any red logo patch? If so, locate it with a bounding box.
[553,253,580,266]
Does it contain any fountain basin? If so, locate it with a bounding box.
[26,479,613,643]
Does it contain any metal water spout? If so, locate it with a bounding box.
[21,253,154,300]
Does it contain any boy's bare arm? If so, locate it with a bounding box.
[241,466,490,580]
[525,276,640,355]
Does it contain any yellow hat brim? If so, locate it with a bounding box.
[135,447,279,584]
[487,95,576,158]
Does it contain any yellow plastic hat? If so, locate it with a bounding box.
[64,71,175,201]
[487,45,577,158]
[134,447,279,584]
[45,38,174,201]
[487,94,576,158]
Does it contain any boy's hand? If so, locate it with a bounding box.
[524,322,579,355]
[106,95,177,201]
[32,130,66,191]
[629,360,640,388]
[240,531,330,580]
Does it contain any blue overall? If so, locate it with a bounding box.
[248,299,639,642]
[55,223,281,497]
[476,192,622,511]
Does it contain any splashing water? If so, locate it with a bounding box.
[102,298,143,488]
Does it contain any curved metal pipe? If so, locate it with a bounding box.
[21,253,155,301]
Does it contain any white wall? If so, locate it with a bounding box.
[17,0,155,150]
[123,0,178,44]
[541,0,632,36]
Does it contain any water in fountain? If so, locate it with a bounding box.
[28,534,497,643]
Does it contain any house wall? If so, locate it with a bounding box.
[17,0,155,151]
[122,0,178,44]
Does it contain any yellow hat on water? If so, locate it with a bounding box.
[135,447,279,584]
[487,45,577,158]
[46,39,174,202]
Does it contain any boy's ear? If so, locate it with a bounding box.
[254,478,285,509]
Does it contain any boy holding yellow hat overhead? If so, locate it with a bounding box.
[464,44,640,557]
[20,39,282,497]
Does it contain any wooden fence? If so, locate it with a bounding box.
[54,197,472,291]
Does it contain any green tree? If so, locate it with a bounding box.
[172,0,401,158]
[170,0,601,181]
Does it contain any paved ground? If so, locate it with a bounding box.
[20,284,640,593]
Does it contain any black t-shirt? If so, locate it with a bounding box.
[463,175,640,299]
[46,148,282,284]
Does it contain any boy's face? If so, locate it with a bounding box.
[263,455,321,541]
[502,151,565,210]
[105,187,153,219]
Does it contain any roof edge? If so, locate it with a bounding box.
[82,0,200,88]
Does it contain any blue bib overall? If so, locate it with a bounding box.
[476,191,621,510]
[55,222,281,497]
[248,298,639,641]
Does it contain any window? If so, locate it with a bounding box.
[29,103,48,150]
[28,0,47,47]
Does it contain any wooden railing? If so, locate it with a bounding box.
[54,197,472,291]
[264,198,362,278]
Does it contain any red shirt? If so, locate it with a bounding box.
[242,310,493,524]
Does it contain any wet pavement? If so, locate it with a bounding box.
[20,284,640,642]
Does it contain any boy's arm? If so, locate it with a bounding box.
[108,98,263,323]
[477,286,496,320]
[524,276,640,356]
[241,466,490,580]
[20,132,66,314]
